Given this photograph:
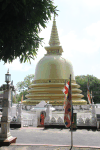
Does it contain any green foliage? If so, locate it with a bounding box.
[75,75,100,104]
[16,74,34,92]
[0,0,58,63]
[12,94,16,103]
[16,90,28,103]
[13,74,34,103]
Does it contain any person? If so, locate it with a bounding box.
[40,112,44,126]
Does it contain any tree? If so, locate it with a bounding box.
[15,90,28,103]
[16,74,34,92]
[75,75,100,104]
[0,0,58,63]
[12,94,17,103]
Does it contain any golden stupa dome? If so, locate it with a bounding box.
[23,15,87,106]
[34,55,75,81]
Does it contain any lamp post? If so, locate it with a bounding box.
[5,69,11,85]
[0,69,17,146]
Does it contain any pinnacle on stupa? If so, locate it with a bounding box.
[49,14,60,46]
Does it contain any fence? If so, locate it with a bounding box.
[22,119,33,126]
[22,113,36,127]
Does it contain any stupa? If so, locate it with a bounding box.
[23,16,87,106]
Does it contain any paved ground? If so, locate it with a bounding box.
[9,127,100,146]
[0,127,100,149]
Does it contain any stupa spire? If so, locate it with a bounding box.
[45,15,63,55]
[49,15,60,46]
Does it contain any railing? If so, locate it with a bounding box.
[22,119,34,126]
[21,113,35,127]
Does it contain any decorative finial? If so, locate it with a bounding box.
[45,14,63,55]
[49,15,60,46]
[7,68,9,74]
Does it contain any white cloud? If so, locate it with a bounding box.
[82,0,100,7]
[59,0,100,7]
[61,20,100,56]
[91,64,100,71]
[85,21,100,38]
[61,30,98,55]
[90,64,100,79]
[76,38,98,54]
[5,58,32,72]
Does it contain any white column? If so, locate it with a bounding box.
[0,88,12,139]
[91,102,96,118]
[36,110,41,126]
[91,102,97,126]
[44,104,52,124]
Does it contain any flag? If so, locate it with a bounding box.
[62,81,70,109]
[62,81,70,96]
[21,94,23,103]
[87,77,91,105]
[64,79,72,128]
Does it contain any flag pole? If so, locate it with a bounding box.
[65,79,66,97]
[70,74,73,150]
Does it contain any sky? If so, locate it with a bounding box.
[1,0,100,89]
